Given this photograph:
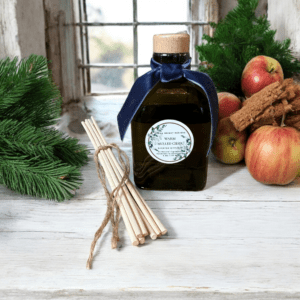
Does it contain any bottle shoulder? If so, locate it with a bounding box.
[141,79,208,106]
[132,78,211,124]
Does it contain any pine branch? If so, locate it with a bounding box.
[1,139,56,162]
[0,55,62,128]
[41,127,89,167]
[0,55,89,201]
[0,119,89,167]
[0,153,82,201]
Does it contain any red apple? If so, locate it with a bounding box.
[241,55,284,98]
[245,125,300,185]
[217,92,242,120]
[212,117,247,164]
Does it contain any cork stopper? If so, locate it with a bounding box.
[153,32,190,54]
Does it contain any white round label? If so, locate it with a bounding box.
[145,119,194,164]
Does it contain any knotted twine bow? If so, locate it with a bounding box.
[86,143,130,269]
[117,58,219,156]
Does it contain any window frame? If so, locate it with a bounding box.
[77,0,209,96]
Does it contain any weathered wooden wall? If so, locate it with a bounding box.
[218,0,268,20]
[0,0,46,59]
[0,0,82,104]
[15,0,46,58]
[44,0,82,106]
[0,0,21,59]
[268,0,300,57]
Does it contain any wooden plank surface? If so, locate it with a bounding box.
[1,96,300,299]
[1,200,300,294]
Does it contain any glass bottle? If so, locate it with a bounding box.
[131,33,211,191]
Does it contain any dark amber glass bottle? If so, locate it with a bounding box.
[131,33,211,191]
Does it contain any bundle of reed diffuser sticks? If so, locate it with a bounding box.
[82,117,167,268]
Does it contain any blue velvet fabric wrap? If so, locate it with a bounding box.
[117,58,219,156]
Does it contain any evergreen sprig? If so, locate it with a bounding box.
[196,0,300,97]
[0,55,89,201]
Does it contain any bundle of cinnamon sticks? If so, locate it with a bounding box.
[82,117,167,268]
[229,78,300,132]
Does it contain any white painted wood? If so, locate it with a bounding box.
[44,0,63,97]
[58,0,82,102]
[44,0,82,104]
[15,0,46,58]
[1,96,300,299]
[1,235,300,292]
[1,200,300,241]
[0,0,46,59]
[1,291,300,300]
[1,201,300,293]
[268,0,300,55]
[0,0,21,59]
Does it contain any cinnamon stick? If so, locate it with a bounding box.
[290,97,300,112]
[230,79,300,132]
[287,122,300,131]
[285,114,300,126]
[230,81,282,131]
[249,116,281,133]
[254,99,293,122]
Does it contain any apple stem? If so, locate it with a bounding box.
[269,67,275,73]
[229,138,237,150]
[281,113,287,127]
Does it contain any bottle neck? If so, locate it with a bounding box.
[152,52,190,64]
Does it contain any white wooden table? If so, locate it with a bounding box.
[1,97,300,299]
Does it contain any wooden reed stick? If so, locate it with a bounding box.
[82,122,139,246]
[130,201,149,237]
[86,119,148,237]
[133,188,168,235]
[90,117,166,236]
[138,237,145,244]
[138,205,157,240]
[84,120,143,239]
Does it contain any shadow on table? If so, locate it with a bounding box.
[205,153,246,190]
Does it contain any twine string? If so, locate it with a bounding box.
[86,143,130,270]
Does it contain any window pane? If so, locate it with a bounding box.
[137,0,188,22]
[138,67,151,77]
[90,68,134,93]
[88,26,133,64]
[191,66,199,72]
[86,0,133,23]
[138,25,188,65]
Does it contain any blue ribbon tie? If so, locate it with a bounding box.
[117,58,219,156]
